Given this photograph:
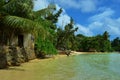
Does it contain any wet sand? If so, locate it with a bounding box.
[0,52,94,80]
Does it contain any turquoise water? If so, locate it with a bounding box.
[43,52,120,80]
[1,52,120,80]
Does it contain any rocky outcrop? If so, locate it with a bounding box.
[0,53,7,68]
[0,46,8,69]
[0,46,36,69]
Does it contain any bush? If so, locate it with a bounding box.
[35,37,57,58]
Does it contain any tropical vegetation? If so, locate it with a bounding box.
[0,0,120,59]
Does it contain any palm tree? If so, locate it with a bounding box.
[56,18,78,50]
[0,0,53,45]
[0,0,61,58]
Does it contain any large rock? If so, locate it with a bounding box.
[0,53,7,69]
[0,46,8,69]
[0,45,36,69]
[24,47,36,60]
[9,46,21,66]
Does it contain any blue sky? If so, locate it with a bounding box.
[34,0,120,40]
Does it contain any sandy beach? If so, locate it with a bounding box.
[27,51,83,62]
[0,52,83,80]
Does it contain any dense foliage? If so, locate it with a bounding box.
[34,5,63,57]
[0,0,120,58]
[0,0,58,57]
[56,18,78,50]
[111,37,120,51]
[75,31,112,52]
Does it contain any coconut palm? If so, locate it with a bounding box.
[0,0,61,57]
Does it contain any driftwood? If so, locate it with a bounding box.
[58,50,71,56]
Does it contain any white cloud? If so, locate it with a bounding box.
[33,0,70,29]
[88,8,120,39]
[55,0,97,12]
[33,0,120,39]
[74,8,120,39]
[79,0,97,12]
[89,8,115,21]
[105,18,120,36]
[88,22,104,34]
[55,4,61,11]
[75,24,93,36]
[57,10,71,29]
[55,0,79,9]
[33,0,49,11]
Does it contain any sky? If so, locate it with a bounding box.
[34,0,120,40]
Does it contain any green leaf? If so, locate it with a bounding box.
[3,15,44,33]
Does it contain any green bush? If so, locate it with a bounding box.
[35,37,57,58]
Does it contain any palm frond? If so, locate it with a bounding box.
[2,0,33,18]
[0,0,6,8]
[3,15,44,33]
[2,0,16,12]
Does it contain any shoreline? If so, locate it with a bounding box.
[9,51,120,67]
[45,51,120,60]
[28,51,82,62]
[30,51,84,61]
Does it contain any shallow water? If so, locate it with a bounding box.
[0,52,120,80]
[39,52,120,80]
